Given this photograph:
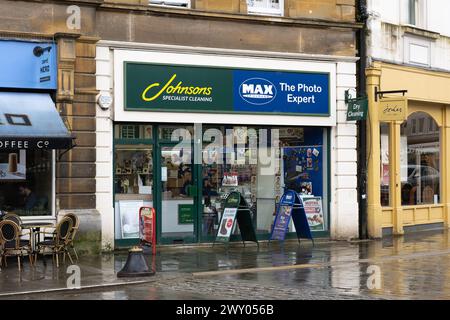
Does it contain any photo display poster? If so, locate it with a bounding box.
[302,197,325,231]
[282,146,323,198]
[119,200,144,239]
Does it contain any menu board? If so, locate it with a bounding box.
[139,207,154,245]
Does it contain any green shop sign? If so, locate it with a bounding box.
[346,98,368,121]
[124,62,330,116]
[178,204,194,224]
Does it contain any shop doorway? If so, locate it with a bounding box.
[157,142,199,244]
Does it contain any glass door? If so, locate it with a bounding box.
[158,143,198,244]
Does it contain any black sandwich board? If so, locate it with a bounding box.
[269,189,314,245]
[213,191,259,247]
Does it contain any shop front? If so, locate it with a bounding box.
[366,61,450,237]
[0,40,74,221]
[96,46,359,247]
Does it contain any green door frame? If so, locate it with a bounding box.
[155,138,201,245]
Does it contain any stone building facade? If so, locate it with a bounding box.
[0,0,362,252]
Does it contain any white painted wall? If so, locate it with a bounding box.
[95,43,359,250]
[96,46,115,251]
[332,62,359,240]
[368,0,450,71]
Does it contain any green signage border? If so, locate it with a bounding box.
[124,61,332,117]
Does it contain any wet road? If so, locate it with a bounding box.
[1,230,449,300]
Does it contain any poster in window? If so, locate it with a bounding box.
[119,200,143,239]
[0,150,26,180]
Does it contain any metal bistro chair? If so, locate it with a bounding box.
[65,213,80,261]
[36,217,73,268]
[3,213,22,226]
[42,213,80,261]
[2,213,30,237]
[0,220,33,271]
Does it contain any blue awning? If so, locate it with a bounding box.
[0,92,74,150]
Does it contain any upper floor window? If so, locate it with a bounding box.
[408,0,427,28]
[149,0,190,8]
[247,0,284,16]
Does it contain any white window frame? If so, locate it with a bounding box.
[408,0,427,29]
[149,0,191,9]
[247,0,284,17]
[403,35,431,67]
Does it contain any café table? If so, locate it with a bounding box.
[21,222,55,255]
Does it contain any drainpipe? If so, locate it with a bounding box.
[357,0,369,239]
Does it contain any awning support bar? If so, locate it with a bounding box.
[58,141,77,161]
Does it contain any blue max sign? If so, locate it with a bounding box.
[0,40,57,90]
[233,70,329,115]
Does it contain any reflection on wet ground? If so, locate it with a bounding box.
[1,230,449,299]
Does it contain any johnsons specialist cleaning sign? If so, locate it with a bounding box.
[125,62,330,116]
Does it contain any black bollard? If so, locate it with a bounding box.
[117,246,155,278]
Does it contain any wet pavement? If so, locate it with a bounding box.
[1,229,449,300]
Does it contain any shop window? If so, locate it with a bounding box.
[247,0,284,16]
[114,124,152,140]
[0,150,53,216]
[149,0,190,8]
[401,112,440,206]
[380,123,390,207]
[200,126,327,238]
[114,144,153,240]
[158,125,193,141]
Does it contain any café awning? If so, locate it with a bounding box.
[0,92,74,150]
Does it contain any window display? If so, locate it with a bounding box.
[114,146,153,195]
[401,112,440,205]
[200,125,327,239]
[113,123,329,243]
[380,123,390,206]
[0,149,53,216]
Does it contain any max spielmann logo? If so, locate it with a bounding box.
[239,78,277,105]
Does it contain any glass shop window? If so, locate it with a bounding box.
[114,124,153,140]
[200,125,327,239]
[401,112,440,206]
[114,124,154,240]
[380,123,391,207]
[0,149,53,216]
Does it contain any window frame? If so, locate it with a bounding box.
[400,112,441,206]
[6,150,56,222]
[148,0,191,9]
[247,0,284,17]
[408,0,427,29]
